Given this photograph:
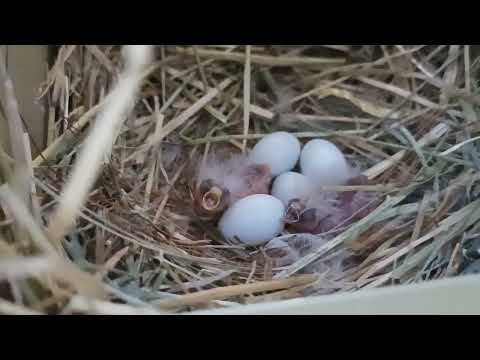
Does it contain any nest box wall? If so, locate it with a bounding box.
[0,45,48,158]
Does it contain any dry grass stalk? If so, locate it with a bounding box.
[175,47,346,67]
[242,45,252,152]
[166,67,275,120]
[364,123,450,179]
[148,78,233,146]
[32,102,103,167]
[0,184,106,299]
[157,274,318,310]
[47,46,153,245]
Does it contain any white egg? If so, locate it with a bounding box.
[300,139,351,186]
[271,172,312,206]
[249,132,301,177]
[219,194,285,246]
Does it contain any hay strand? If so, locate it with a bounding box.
[47,46,153,245]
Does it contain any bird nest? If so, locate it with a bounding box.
[1,45,480,314]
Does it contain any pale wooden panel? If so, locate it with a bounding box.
[191,274,480,315]
[5,45,48,157]
[0,45,10,155]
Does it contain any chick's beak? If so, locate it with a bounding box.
[193,180,230,219]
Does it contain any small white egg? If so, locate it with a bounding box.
[249,132,301,177]
[271,172,312,206]
[219,194,285,246]
[300,139,351,186]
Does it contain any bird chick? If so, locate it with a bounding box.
[193,153,272,220]
[285,174,380,236]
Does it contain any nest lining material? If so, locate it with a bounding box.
[0,45,479,314]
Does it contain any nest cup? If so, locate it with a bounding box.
[0,45,476,315]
